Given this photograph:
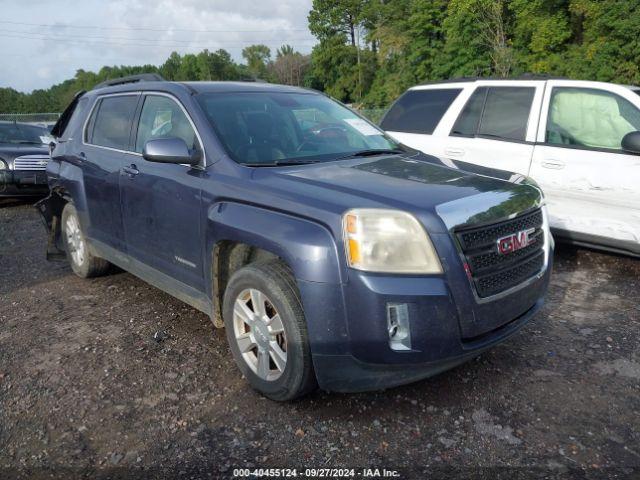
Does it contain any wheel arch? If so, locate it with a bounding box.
[206,202,344,328]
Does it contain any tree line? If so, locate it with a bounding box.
[0,46,310,114]
[2,0,639,114]
[306,0,640,107]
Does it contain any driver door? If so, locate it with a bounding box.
[119,93,206,290]
[531,81,640,248]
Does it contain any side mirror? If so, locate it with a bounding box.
[621,131,640,154]
[142,138,201,165]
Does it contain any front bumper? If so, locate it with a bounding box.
[300,242,553,393]
[312,298,543,392]
[0,170,49,197]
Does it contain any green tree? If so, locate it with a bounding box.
[272,45,311,86]
[160,52,183,80]
[308,0,370,46]
[242,44,272,80]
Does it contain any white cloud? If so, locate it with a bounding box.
[0,0,315,92]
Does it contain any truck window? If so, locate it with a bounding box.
[380,89,462,134]
[546,87,640,150]
[451,87,487,136]
[452,87,535,142]
[87,95,138,150]
[135,95,199,153]
[478,87,535,141]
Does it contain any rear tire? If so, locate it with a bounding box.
[223,260,316,401]
[61,203,110,278]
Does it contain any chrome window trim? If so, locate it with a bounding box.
[81,91,207,167]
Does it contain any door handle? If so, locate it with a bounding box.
[122,165,139,177]
[444,147,465,157]
[541,159,565,170]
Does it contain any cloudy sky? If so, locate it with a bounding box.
[0,0,316,93]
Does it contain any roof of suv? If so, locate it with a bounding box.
[91,80,314,96]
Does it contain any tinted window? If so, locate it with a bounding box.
[88,95,138,150]
[547,87,640,150]
[197,92,399,165]
[451,87,534,141]
[479,87,535,141]
[0,123,49,144]
[136,95,199,153]
[451,87,487,136]
[380,89,461,134]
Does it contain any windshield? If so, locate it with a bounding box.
[197,92,401,165]
[0,123,50,145]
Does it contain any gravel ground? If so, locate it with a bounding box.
[1,201,639,480]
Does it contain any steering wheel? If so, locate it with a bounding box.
[296,125,349,153]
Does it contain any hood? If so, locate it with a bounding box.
[257,153,542,233]
[0,143,49,163]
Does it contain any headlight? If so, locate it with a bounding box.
[0,159,7,170]
[343,209,442,274]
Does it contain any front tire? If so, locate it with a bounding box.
[223,260,316,401]
[61,203,110,278]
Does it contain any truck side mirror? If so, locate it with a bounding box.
[621,131,640,154]
[142,137,200,165]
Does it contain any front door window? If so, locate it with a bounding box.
[546,87,640,150]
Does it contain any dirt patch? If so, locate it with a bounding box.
[1,202,640,478]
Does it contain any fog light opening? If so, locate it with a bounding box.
[387,303,411,351]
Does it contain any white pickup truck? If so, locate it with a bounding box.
[381,78,640,257]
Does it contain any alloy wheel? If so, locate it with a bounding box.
[232,288,287,381]
[65,214,86,266]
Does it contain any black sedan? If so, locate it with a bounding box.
[0,121,51,198]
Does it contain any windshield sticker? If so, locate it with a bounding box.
[344,118,381,136]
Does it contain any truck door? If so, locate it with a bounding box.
[442,81,543,176]
[530,81,640,250]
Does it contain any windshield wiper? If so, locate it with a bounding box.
[335,148,405,161]
[14,140,44,145]
[244,159,321,167]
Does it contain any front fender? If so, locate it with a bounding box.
[205,201,351,358]
[206,201,344,285]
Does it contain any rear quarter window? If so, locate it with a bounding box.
[380,88,462,134]
[59,97,88,141]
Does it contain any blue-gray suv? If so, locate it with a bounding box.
[40,74,553,400]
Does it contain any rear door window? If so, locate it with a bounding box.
[87,95,139,150]
[451,87,487,136]
[451,86,535,141]
[380,89,462,134]
[478,87,535,141]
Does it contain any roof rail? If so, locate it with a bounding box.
[238,76,269,83]
[93,73,165,90]
[419,73,567,85]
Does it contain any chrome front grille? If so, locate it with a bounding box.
[13,155,49,171]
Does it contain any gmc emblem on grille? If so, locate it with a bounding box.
[497,228,536,255]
